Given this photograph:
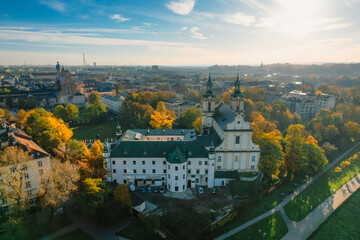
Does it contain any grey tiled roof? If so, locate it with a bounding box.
[212,103,237,130]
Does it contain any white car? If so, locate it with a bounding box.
[198,187,204,194]
[129,184,136,192]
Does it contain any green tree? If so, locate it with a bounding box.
[53,105,66,120]
[65,139,85,160]
[178,107,201,129]
[65,104,79,122]
[300,142,328,175]
[89,91,101,104]
[5,95,14,109]
[84,102,107,121]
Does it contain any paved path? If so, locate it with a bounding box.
[282,173,360,240]
[214,140,360,240]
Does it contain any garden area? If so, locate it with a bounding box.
[284,146,360,222]
[226,211,288,240]
[308,187,360,240]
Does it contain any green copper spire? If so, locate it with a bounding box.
[203,73,216,98]
[231,73,244,98]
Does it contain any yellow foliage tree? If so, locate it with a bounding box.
[150,101,177,129]
[194,117,202,133]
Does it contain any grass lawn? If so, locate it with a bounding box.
[0,211,72,240]
[226,211,288,240]
[71,121,118,141]
[55,229,93,240]
[212,179,301,237]
[117,221,162,240]
[308,187,360,240]
[229,178,258,198]
[284,145,360,222]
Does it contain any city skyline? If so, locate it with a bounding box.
[1,0,359,65]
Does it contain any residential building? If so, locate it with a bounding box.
[101,95,123,114]
[0,128,51,214]
[282,90,336,120]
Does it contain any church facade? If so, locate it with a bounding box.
[106,75,260,192]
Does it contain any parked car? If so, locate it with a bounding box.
[153,187,159,193]
[159,186,165,193]
[198,187,204,194]
[211,188,217,194]
[141,187,146,193]
[147,186,152,193]
[129,184,136,192]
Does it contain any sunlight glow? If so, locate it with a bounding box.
[263,0,330,37]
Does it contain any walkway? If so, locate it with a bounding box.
[282,173,360,240]
[214,140,360,240]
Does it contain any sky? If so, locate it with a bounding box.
[0,0,359,65]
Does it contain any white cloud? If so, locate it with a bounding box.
[110,14,131,22]
[180,26,187,31]
[0,29,192,47]
[222,12,256,26]
[38,0,66,12]
[344,0,358,7]
[190,26,207,39]
[166,0,196,15]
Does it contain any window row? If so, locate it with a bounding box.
[118,169,167,174]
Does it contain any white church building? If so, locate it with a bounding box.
[106,74,260,192]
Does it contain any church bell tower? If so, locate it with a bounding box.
[202,74,216,133]
[230,73,244,114]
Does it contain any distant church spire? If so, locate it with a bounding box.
[203,73,216,98]
[231,73,244,98]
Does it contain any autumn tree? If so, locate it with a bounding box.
[38,158,79,226]
[343,121,360,142]
[283,124,305,174]
[79,178,105,215]
[0,108,4,118]
[82,140,107,179]
[150,101,177,129]
[22,108,73,152]
[244,87,266,102]
[251,112,283,177]
[194,117,202,133]
[283,124,327,176]
[113,184,131,208]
